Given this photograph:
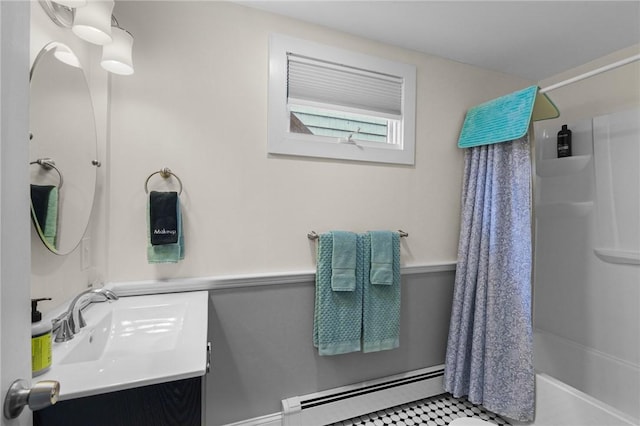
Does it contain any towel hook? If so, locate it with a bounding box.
[144,167,183,195]
[30,158,64,189]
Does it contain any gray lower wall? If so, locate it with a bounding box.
[205,270,455,425]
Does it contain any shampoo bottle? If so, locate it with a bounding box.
[557,124,572,158]
[32,297,52,377]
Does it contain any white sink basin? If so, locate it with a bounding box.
[59,311,112,365]
[39,291,208,400]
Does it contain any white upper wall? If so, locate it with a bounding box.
[106,1,532,282]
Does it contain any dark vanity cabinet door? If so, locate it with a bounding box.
[34,377,202,426]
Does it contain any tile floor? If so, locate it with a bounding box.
[328,393,511,426]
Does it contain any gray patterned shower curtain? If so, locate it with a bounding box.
[443,136,534,422]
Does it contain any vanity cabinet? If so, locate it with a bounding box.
[34,377,202,426]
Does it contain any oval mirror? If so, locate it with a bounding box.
[29,42,98,255]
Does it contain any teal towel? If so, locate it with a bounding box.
[147,192,184,264]
[363,232,401,353]
[43,186,59,249]
[458,85,537,148]
[369,230,393,285]
[331,231,357,291]
[313,232,363,355]
[30,185,59,249]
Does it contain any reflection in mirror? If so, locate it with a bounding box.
[30,42,98,255]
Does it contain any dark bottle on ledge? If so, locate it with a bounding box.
[557,124,572,158]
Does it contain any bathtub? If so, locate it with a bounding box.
[509,373,638,426]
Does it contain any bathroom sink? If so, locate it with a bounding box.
[39,291,208,400]
[59,311,112,365]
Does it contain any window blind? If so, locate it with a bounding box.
[287,53,403,118]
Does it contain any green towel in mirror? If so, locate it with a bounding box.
[30,184,58,249]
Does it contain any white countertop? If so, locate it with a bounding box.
[38,291,209,401]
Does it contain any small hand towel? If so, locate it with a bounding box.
[331,231,357,291]
[363,231,401,353]
[30,184,58,249]
[313,232,363,355]
[149,191,179,245]
[147,191,184,264]
[369,230,394,285]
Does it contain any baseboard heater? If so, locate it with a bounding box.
[281,365,445,426]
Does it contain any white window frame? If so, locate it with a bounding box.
[268,33,417,165]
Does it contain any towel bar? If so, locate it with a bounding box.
[145,167,183,195]
[307,230,408,240]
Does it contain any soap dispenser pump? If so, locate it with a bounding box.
[31,297,52,377]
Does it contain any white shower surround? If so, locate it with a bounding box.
[533,106,640,420]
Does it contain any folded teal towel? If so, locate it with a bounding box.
[369,230,393,285]
[363,232,401,353]
[147,192,184,264]
[313,232,363,355]
[331,231,357,291]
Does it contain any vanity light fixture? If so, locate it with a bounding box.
[51,43,81,68]
[100,17,134,75]
[52,0,87,9]
[39,0,134,75]
[71,0,114,45]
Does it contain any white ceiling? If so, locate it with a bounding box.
[237,1,640,81]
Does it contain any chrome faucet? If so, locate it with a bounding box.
[53,288,119,342]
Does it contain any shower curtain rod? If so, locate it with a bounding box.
[539,53,640,94]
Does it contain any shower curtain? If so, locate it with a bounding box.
[444,135,534,422]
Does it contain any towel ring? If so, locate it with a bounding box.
[307,230,409,240]
[144,167,183,195]
[30,158,64,189]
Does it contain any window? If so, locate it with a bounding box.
[268,34,416,165]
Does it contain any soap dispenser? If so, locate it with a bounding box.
[31,297,52,377]
[557,124,572,158]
